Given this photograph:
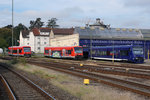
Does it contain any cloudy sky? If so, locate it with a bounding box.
[0,0,150,28]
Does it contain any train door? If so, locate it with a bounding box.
[66,49,72,56]
[49,49,51,56]
[17,49,19,55]
[62,49,66,57]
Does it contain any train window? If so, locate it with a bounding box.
[96,50,107,56]
[8,49,10,53]
[120,50,128,56]
[92,50,96,55]
[107,51,110,56]
[45,50,49,54]
[66,50,71,54]
[74,47,82,53]
[19,49,22,53]
[133,48,143,55]
[13,50,17,53]
[24,47,31,52]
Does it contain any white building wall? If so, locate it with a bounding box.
[19,31,23,46]
[19,31,50,53]
[50,34,79,47]
[29,32,35,52]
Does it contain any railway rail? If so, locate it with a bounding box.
[0,74,16,100]
[0,64,55,100]
[1,56,150,79]
[27,60,150,98]
[1,56,150,97]
[26,58,150,79]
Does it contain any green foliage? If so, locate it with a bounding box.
[47,18,59,28]
[14,23,28,46]
[0,23,28,47]
[29,18,44,29]
[0,28,11,48]
[11,58,18,64]
[0,38,8,48]
[18,57,26,65]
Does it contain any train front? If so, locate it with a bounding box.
[23,47,31,57]
[74,47,83,59]
[132,47,144,63]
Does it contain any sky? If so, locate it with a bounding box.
[0,0,150,29]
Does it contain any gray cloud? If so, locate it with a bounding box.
[123,0,150,7]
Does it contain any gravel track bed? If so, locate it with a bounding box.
[14,67,80,100]
[0,66,46,100]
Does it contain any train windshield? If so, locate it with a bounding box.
[74,47,82,53]
[23,47,31,52]
[133,47,143,55]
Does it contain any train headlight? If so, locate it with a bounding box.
[135,57,138,60]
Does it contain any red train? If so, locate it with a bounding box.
[44,46,83,59]
[8,46,31,57]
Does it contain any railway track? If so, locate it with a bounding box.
[0,74,16,100]
[1,57,150,79]
[27,60,150,98]
[0,64,55,100]
[26,58,150,79]
[1,56,150,97]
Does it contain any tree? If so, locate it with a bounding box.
[0,28,12,47]
[14,23,28,46]
[47,18,59,28]
[0,38,8,48]
[3,25,13,29]
[29,18,44,29]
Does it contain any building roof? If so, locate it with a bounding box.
[21,28,74,37]
[52,28,74,35]
[74,27,143,39]
[140,29,150,39]
[40,27,51,32]
[32,28,40,36]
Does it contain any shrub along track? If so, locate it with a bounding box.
[0,64,55,100]
[27,60,150,98]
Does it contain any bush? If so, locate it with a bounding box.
[18,57,26,65]
[11,58,18,64]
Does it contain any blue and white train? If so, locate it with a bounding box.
[91,45,144,63]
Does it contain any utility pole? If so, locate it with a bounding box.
[12,0,14,49]
[90,29,92,59]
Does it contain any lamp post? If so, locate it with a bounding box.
[90,29,92,59]
[12,0,14,47]
[11,0,14,55]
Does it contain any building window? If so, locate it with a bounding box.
[44,37,47,40]
[44,42,46,44]
[38,47,40,50]
[38,42,40,44]
[27,38,29,41]
[27,43,29,45]
[38,37,40,39]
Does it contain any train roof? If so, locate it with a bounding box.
[8,46,31,48]
[74,27,143,39]
[45,46,82,49]
[92,45,134,49]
